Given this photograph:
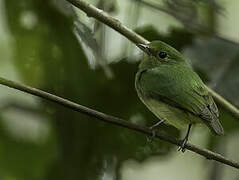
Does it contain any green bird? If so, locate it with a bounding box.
[135,41,224,152]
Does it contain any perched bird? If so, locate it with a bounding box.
[135,41,224,152]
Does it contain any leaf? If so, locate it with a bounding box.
[74,20,113,78]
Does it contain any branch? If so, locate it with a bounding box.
[66,0,239,119]
[0,77,238,169]
[67,0,149,45]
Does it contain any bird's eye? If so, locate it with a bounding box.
[158,51,167,59]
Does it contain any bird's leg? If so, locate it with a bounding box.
[178,124,192,153]
[147,119,165,142]
[149,119,165,130]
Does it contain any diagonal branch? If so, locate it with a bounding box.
[66,0,239,120]
[0,77,238,169]
[67,0,149,44]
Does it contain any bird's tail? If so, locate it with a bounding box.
[207,118,224,136]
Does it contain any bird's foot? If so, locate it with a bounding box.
[146,129,156,143]
[177,124,192,153]
[177,138,188,153]
[149,119,165,129]
[146,119,165,143]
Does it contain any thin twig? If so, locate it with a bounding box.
[0,76,238,169]
[65,0,239,119]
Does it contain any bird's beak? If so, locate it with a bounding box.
[137,43,150,55]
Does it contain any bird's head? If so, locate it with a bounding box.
[138,41,186,66]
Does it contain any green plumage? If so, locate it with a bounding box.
[135,41,224,136]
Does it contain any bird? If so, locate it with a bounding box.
[135,40,224,152]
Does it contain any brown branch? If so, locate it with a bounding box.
[0,77,238,169]
[67,0,149,45]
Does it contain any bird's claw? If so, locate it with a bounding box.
[146,120,165,143]
[146,127,156,143]
[177,124,192,153]
[177,138,188,153]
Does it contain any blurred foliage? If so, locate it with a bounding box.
[3,0,178,179]
[0,114,56,179]
[133,0,223,35]
[163,0,221,33]
[0,0,239,179]
[135,25,194,50]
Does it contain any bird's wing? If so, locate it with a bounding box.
[139,64,224,135]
